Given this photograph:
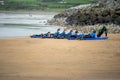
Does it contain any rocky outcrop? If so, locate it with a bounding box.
[48,0,120,33]
[48,4,92,26]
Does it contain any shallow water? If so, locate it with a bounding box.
[0,13,62,38]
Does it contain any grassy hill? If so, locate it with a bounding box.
[0,0,97,12]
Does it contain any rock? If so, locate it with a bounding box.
[48,0,120,33]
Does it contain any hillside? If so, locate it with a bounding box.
[0,0,97,11]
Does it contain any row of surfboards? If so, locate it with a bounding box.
[30,34,108,40]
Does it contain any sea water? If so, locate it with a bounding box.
[0,12,63,38]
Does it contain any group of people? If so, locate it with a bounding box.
[39,24,107,40]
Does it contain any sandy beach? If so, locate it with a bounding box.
[0,34,120,80]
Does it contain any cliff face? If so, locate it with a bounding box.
[49,0,120,26]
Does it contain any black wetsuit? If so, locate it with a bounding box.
[97,26,107,37]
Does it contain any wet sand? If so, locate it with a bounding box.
[0,34,120,80]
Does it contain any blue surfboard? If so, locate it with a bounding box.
[83,36,108,40]
[30,35,108,40]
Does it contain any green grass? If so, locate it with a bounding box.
[64,0,91,4]
[0,0,97,12]
[10,0,33,1]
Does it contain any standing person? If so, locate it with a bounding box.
[97,24,107,37]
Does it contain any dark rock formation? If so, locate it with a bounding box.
[48,0,120,33]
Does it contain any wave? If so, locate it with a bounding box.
[0,13,64,38]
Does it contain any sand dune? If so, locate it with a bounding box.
[0,34,120,80]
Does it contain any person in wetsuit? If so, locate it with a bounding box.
[97,25,107,37]
[60,29,67,38]
[54,28,61,38]
[84,30,96,38]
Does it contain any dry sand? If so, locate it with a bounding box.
[0,34,120,80]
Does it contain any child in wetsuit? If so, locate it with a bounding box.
[60,29,67,38]
[68,30,79,40]
[84,30,96,38]
[54,28,60,38]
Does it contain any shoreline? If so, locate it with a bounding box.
[0,34,119,39]
[0,33,119,39]
[0,10,59,15]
